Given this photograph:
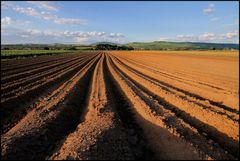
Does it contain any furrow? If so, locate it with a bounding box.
[1,54,97,134]
[105,53,204,160]
[112,55,238,122]
[1,53,100,160]
[1,54,87,84]
[1,56,88,95]
[1,53,79,73]
[109,54,239,158]
[1,54,94,102]
[118,55,226,92]
[112,54,239,115]
[109,54,236,160]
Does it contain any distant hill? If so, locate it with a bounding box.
[1,41,239,51]
[126,41,239,50]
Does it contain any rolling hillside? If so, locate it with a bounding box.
[126,41,239,50]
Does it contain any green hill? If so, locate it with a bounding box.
[126,41,239,50]
[2,41,239,51]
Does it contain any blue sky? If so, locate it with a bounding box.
[1,1,239,44]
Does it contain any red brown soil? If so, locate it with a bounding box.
[1,51,239,160]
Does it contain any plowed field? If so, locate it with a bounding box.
[1,51,239,160]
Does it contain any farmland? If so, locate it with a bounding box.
[1,51,239,160]
[1,49,82,59]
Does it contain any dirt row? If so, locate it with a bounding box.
[1,52,239,160]
[1,53,98,133]
[1,54,90,82]
[111,55,239,123]
[1,53,80,72]
[113,52,239,110]
[1,55,92,97]
[1,53,100,159]
[108,53,238,159]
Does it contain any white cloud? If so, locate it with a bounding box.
[176,34,198,41]
[74,37,89,43]
[2,27,126,44]
[13,7,40,17]
[19,29,42,38]
[1,16,31,27]
[176,33,218,42]
[43,30,60,37]
[177,34,195,39]
[27,29,42,36]
[41,11,57,20]
[1,16,12,25]
[54,17,87,25]
[61,31,73,37]
[203,3,215,15]
[97,32,106,36]
[174,31,239,43]
[88,31,99,36]
[86,31,106,37]
[61,31,125,44]
[27,1,59,11]
[12,28,41,38]
[62,31,108,39]
[221,30,239,39]
[109,33,124,38]
[12,6,87,25]
[201,32,216,40]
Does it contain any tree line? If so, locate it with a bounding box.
[95,44,134,50]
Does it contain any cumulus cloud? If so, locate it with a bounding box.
[86,31,106,37]
[109,33,124,38]
[39,11,87,25]
[40,11,57,20]
[174,31,239,43]
[221,30,239,39]
[176,33,218,42]
[1,16,12,25]
[62,30,126,43]
[27,29,42,36]
[27,1,59,11]
[59,31,125,44]
[97,32,106,36]
[1,16,31,27]
[60,31,106,38]
[176,34,198,41]
[176,32,217,42]
[176,34,194,39]
[18,29,42,38]
[54,18,87,25]
[13,7,40,17]
[12,6,87,25]
[203,3,215,15]
[201,32,216,40]
[2,27,126,44]
[42,30,60,37]
[74,37,90,43]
